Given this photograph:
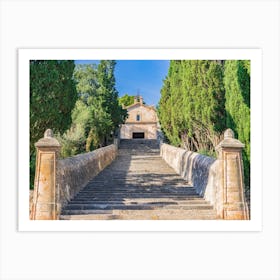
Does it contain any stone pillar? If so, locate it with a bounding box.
[113,137,119,149]
[30,129,61,220]
[215,129,249,220]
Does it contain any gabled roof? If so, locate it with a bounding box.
[125,102,156,112]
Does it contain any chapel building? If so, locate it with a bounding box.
[120,96,159,139]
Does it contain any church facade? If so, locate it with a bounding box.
[120,96,159,139]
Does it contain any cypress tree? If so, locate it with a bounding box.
[158,59,250,190]
[159,60,225,153]
[158,63,174,144]
[224,60,250,189]
[30,60,78,188]
[30,60,78,155]
[97,60,126,142]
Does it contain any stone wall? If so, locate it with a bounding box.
[125,103,157,123]
[56,144,117,215]
[160,143,216,196]
[203,160,221,214]
[160,137,249,220]
[29,190,34,215]
[120,123,158,139]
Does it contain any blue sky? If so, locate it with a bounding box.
[75,60,170,106]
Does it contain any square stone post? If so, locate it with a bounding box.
[215,129,249,220]
[30,129,61,220]
[113,137,119,149]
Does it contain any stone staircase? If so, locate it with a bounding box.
[60,139,218,220]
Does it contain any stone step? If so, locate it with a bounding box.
[118,150,160,152]
[86,179,188,183]
[60,138,218,220]
[84,178,192,183]
[118,140,160,155]
[76,185,196,191]
[67,199,210,205]
[60,209,218,220]
[119,139,159,145]
[86,175,189,179]
[84,182,190,186]
[61,203,214,213]
[70,196,205,202]
[73,194,200,200]
[63,205,214,212]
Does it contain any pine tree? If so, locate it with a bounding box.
[57,61,126,157]
[118,94,135,107]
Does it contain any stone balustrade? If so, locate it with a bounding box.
[160,129,249,220]
[30,128,249,220]
[56,144,117,216]
[160,144,215,196]
[30,129,117,220]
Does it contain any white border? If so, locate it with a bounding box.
[18,48,262,232]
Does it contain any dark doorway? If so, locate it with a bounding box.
[132,132,145,139]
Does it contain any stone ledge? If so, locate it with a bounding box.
[56,144,117,215]
[160,143,220,215]
[160,143,215,195]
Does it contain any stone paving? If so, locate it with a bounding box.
[60,139,218,220]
